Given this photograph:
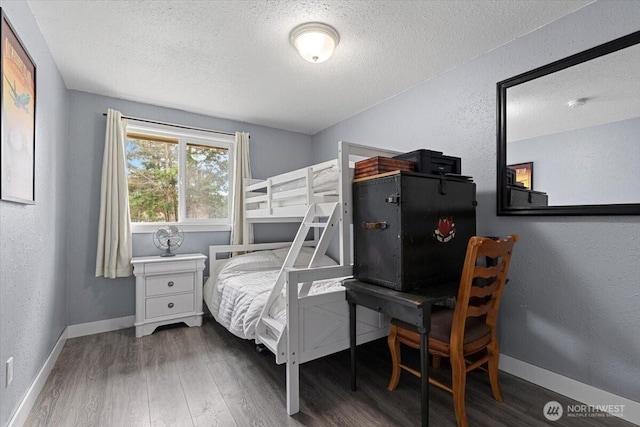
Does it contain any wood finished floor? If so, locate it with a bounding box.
[25,316,632,427]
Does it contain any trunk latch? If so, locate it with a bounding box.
[385,194,400,204]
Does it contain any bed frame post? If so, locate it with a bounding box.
[286,269,300,415]
[338,141,352,266]
[242,179,251,245]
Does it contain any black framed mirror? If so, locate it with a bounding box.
[497,30,640,216]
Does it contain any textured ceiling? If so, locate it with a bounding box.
[27,0,592,135]
[508,42,640,142]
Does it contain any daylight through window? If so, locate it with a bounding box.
[125,120,234,231]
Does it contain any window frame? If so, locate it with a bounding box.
[125,120,235,233]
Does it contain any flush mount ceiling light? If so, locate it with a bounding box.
[290,22,340,63]
[567,98,589,108]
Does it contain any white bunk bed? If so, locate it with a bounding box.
[204,141,400,415]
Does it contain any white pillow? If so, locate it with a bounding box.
[220,250,281,273]
[271,246,337,268]
[215,246,338,283]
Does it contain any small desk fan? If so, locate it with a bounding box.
[153,226,184,257]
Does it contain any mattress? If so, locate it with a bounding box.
[204,247,343,340]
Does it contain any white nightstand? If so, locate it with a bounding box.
[131,253,207,338]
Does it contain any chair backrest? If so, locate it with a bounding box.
[450,234,519,348]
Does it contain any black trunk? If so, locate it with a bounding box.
[353,171,477,291]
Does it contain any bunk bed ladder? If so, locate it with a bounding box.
[255,202,340,363]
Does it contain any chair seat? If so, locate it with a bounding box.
[391,308,490,345]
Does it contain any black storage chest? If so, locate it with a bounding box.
[507,186,549,207]
[393,149,461,175]
[353,171,476,291]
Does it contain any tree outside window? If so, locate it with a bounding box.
[125,122,232,229]
[185,142,228,220]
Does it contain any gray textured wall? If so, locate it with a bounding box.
[312,1,640,401]
[0,1,68,425]
[66,91,311,325]
[508,117,640,205]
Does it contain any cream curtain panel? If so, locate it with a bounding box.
[230,131,252,246]
[95,109,133,278]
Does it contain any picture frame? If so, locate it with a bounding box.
[507,162,533,190]
[1,8,36,204]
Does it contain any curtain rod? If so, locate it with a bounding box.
[102,113,238,137]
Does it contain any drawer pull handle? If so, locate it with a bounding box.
[364,221,388,229]
[168,303,174,308]
[167,281,174,287]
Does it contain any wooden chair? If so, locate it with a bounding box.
[387,234,519,427]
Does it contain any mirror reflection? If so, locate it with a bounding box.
[497,30,640,215]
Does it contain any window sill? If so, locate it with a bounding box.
[131,223,231,234]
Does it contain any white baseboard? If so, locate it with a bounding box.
[67,315,135,338]
[500,354,639,425]
[8,328,68,427]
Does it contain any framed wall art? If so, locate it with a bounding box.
[1,8,36,204]
[507,162,533,190]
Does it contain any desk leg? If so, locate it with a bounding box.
[420,331,429,427]
[349,301,357,391]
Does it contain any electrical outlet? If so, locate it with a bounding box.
[6,357,13,387]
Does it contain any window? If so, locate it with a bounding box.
[125,120,234,232]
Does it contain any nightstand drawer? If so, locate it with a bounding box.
[146,293,194,319]
[146,273,194,297]
[143,259,198,275]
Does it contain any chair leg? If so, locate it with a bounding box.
[387,326,401,391]
[432,354,441,368]
[487,341,503,402]
[450,350,468,427]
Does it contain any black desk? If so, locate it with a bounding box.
[343,279,459,427]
